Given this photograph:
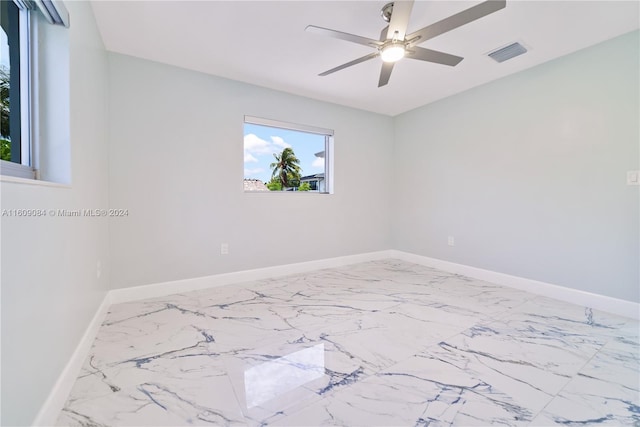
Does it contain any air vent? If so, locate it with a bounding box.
[488,42,528,63]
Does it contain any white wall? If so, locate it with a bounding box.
[393,31,639,303]
[107,53,394,289]
[0,2,109,425]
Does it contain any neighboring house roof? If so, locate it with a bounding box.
[243,179,269,191]
[300,173,325,181]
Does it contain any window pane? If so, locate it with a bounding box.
[244,122,327,192]
[0,28,10,161]
[0,0,21,163]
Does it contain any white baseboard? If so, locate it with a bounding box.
[109,250,396,304]
[389,250,640,320]
[32,292,112,426]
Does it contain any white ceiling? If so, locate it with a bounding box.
[91,1,639,116]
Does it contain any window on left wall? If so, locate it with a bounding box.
[0,0,69,180]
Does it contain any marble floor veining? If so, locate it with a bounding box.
[57,259,640,426]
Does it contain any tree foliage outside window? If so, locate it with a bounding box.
[1,65,11,161]
[266,177,282,191]
[298,182,311,191]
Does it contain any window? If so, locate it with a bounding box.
[243,116,333,193]
[0,0,69,180]
[1,0,30,177]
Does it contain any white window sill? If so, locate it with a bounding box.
[0,173,71,188]
[244,191,331,195]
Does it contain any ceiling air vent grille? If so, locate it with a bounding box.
[488,42,527,63]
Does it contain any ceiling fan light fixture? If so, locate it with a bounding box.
[380,43,405,63]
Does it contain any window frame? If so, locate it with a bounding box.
[1,0,34,178]
[244,115,334,194]
[1,0,69,181]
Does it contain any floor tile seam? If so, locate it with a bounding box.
[267,393,331,427]
[106,269,516,320]
[525,341,610,424]
[480,306,520,324]
[488,293,540,321]
[276,301,491,404]
[460,309,628,348]
[418,321,485,356]
[288,347,437,425]
[413,322,596,419]
[569,333,624,379]
[294,322,432,404]
[69,349,294,424]
[439,325,607,383]
[524,379,571,426]
[288,363,385,422]
[223,372,253,425]
[59,379,250,427]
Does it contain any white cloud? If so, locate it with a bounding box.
[244,133,290,164]
[312,157,324,169]
[244,134,273,155]
[271,136,291,149]
[244,153,258,163]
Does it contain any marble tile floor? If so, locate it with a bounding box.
[57,259,639,426]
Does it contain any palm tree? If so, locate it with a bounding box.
[270,147,302,189]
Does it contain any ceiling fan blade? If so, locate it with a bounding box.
[306,25,383,48]
[319,52,380,77]
[378,62,395,87]
[407,47,463,66]
[386,0,414,40]
[380,25,389,42]
[406,0,506,45]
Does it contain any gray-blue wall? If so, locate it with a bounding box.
[393,31,639,302]
[1,2,110,425]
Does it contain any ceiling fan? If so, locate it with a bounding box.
[306,0,506,87]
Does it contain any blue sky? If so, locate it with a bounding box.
[244,123,325,184]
